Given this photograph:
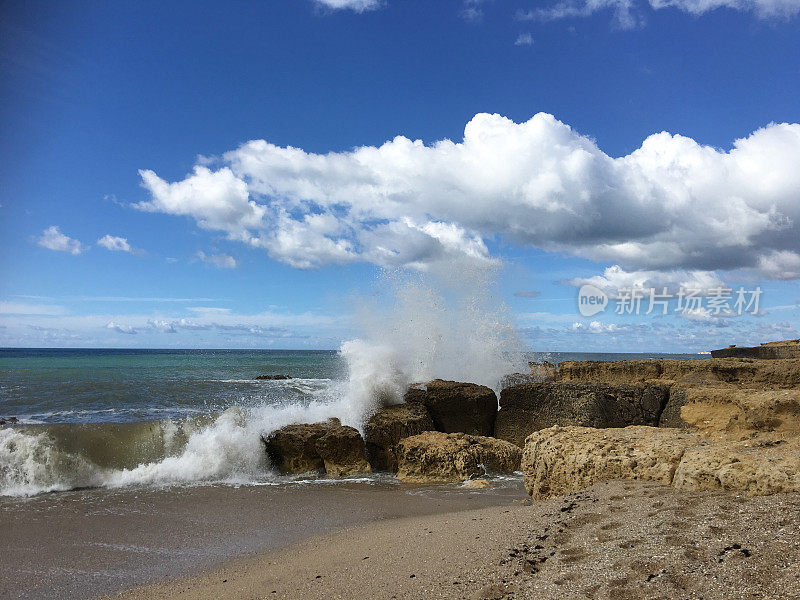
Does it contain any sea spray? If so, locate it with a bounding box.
[339,266,526,425]
[0,264,525,496]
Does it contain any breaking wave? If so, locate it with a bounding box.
[1,266,524,497]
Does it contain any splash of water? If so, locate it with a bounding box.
[340,265,526,426]
[0,263,525,496]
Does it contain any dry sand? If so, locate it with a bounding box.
[107,480,800,600]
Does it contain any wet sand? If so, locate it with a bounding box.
[0,478,527,600]
[107,480,800,600]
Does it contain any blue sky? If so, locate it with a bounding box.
[1,0,799,351]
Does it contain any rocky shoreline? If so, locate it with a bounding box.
[94,345,800,600]
[263,348,800,501]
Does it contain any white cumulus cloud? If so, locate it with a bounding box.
[566,265,728,297]
[136,112,800,279]
[97,235,134,253]
[36,226,86,255]
[106,321,137,335]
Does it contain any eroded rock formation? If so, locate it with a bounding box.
[263,418,370,477]
[364,403,435,471]
[395,431,521,483]
[522,426,700,500]
[495,382,669,447]
[520,351,800,500]
[522,425,800,500]
[555,357,800,388]
[404,379,497,436]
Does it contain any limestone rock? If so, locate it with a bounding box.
[405,380,498,436]
[363,403,435,472]
[657,387,691,429]
[396,431,521,483]
[678,387,800,438]
[522,425,800,500]
[315,425,372,478]
[555,358,800,389]
[495,382,669,447]
[711,338,800,359]
[521,426,701,500]
[461,478,493,489]
[673,438,800,495]
[263,419,370,477]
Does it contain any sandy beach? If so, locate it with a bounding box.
[0,478,526,600]
[104,479,800,600]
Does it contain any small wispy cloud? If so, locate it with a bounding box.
[460,0,487,21]
[519,0,800,30]
[514,32,534,46]
[313,0,381,12]
[36,226,86,255]
[197,250,238,269]
[514,289,541,298]
[0,302,67,316]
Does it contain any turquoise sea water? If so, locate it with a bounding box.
[0,348,703,425]
[0,348,343,424]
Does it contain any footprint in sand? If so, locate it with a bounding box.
[559,547,589,563]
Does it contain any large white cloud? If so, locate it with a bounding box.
[136,112,800,279]
[521,0,800,28]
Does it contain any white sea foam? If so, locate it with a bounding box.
[0,264,524,497]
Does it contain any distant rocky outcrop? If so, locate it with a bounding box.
[395,431,521,483]
[495,382,670,447]
[555,357,800,388]
[710,339,800,359]
[255,374,292,380]
[404,380,497,436]
[262,418,370,477]
[363,403,435,472]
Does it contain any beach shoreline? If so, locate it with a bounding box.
[0,478,527,600]
[103,479,800,600]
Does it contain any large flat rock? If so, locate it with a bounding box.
[495,382,669,447]
[555,358,800,388]
[522,425,800,500]
[673,438,800,496]
[521,426,699,500]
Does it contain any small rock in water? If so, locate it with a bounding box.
[255,374,292,380]
[462,478,493,489]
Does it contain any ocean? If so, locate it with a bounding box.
[0,348,704,497]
